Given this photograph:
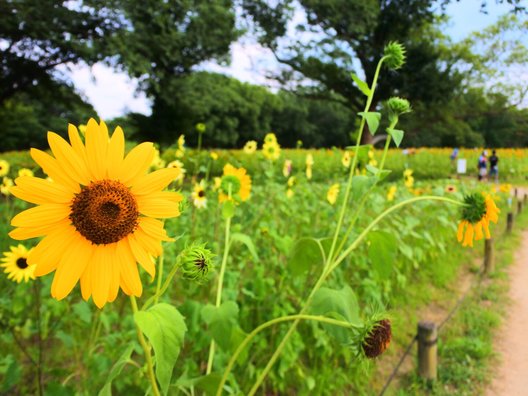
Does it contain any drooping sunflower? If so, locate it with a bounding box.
[9,119,183,308]
[218,164,251,203]
[243,140,257,154]
[457,193,500,247]
[1,244,36,283]
[0,160,10,177]
[191,181,207,209]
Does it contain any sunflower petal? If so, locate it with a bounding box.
[91,246,111,309]
[107,127,125,179]
[139,217,172,241]
[29,225,79,276]
[51,235,93,300]
[116,240,142,297]
[85,118,109,181]
[30,149,80,193]
[127,234,155,278]
[68,124,86,160]
[11,176,73,204]
[136,196,181,218]
[131,168,181,195]
[47,132,90,185]
[118,142,155,186]
[11,204,70,228]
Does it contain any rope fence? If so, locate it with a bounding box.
[378,191,526,395]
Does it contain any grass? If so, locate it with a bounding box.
[381,199,528,395]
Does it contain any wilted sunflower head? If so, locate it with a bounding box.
[461,193,487,223]
[361,319,392,359]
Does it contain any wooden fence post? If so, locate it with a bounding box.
[518,201,523,215]
[506,212,514,233]
[484,238,494,275]
[524,193,527,205]
[514,188,518,198]
[417,321,437,381]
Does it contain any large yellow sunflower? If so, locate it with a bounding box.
[9,119,183,308]
[1,244,36,283]
[218,164,251,203]
[457,193,500,247]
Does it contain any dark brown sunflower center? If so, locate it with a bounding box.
[198,190,205,198]
[16,258,28,269]
[70,180,139,245]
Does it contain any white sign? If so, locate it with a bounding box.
[457,159,467,174]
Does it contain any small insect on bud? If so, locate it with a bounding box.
[195,123,206,134]
[179,243,215,283]
[387,97,411,116]
[383,41,406,70]
[362,319,392,358]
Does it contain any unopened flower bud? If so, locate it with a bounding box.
[179,243,215,283]
[387,97,411,116]
[362,319,392,358]
[383,41,406,70]
[195,123,206,134]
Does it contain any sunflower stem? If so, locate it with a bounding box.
[154,251,164,306]
[247,57,389,396]
[206,186,233,375]
[130,296,161,396]
[217,315,358,396]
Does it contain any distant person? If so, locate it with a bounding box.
[489,150,499,183]
[450,148,459,165]
[477,150,487,181]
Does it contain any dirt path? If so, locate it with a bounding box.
[487,228,528,396]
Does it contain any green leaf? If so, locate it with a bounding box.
[387,128,405,147]
[309,286,361,342]
[98,345,135,396]
[350,73,371,96]
[221,200,235,219]
[230,233,259,261]
[289,237,327,276]
[367,231,398,280]
[72,301,92,324]
[365,165,392,180]
[358,112,381,135]
[201,301,239,350]
[344,144,372,163]
[134,303,187,396]
[350,175,377,201]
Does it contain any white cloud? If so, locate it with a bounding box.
[60,63,152,120]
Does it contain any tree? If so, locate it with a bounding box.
[240,0,525,144]
[0,0,121,105]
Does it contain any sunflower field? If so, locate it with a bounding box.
[0,44,519,396]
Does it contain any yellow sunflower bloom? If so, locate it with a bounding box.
[18,168,34,178]
[210,152,219,161]
[0,160,10,177]
[9,119,183,308]
[286,188,294,199]
[218,164,251,203]
[243,140,257,154]
[167,160,186,183]
[1,177,13,196]
[262,141,281,161]
[342,151,351,168]
[327,183,340,205]
[457,193,500,247]
[1,244,36,283]
[264,133,277,144]
[191,181,207,209]
[387,185,397,201]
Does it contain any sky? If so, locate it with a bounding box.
[65,1,520,119]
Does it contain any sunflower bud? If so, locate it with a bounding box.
[387,97,411,116]
[195,123,206,134]
[383,41,406,70]
[461,193,486,223]
[179,243,215,283]
[362,319,392,359]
